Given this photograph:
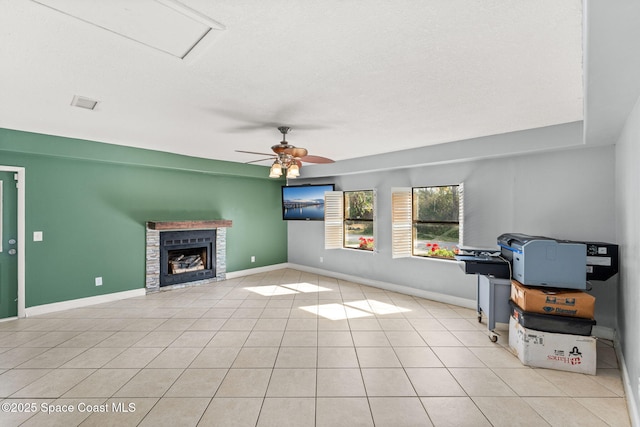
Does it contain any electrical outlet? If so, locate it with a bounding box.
[251,256,255,263]
[95,277,103,286]
[320,257,324,263]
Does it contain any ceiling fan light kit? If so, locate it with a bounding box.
[236,126,335,179]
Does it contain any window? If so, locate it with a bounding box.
[392,184,463,259]
[325,190,375,251]
[344,190,374,250]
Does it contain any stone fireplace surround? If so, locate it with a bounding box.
[145,220,232,292]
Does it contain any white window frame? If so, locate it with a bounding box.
[392,183,464,259]
[325,189,376,252]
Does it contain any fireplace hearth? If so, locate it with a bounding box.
[145,220,232,292]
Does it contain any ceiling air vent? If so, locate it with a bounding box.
[71,95,99,110]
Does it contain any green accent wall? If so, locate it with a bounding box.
[0,128,288,307]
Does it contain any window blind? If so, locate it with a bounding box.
[324,191,344,250]
[391,187,412,258]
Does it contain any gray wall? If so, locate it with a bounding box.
[288,142,617,328]
[615,95,640,423]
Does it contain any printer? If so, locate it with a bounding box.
[497,233,586,290]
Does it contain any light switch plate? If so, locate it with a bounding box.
[33,231,43,241]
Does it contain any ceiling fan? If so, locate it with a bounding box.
[236,126,334,178]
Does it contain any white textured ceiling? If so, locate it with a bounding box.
[0,0,583,166]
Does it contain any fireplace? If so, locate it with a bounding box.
[145,220,232,292]
[160,230,215,287]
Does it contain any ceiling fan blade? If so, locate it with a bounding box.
[299,155,335,164]
[284,147,308,158]
[235,150,274,156]
[245,157,275,164]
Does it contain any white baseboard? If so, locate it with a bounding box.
[615,334,640,427]
[25,288,146,317]
[225,263,290,279]
[287,263,477,309]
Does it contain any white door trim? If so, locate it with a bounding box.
[0,166,25,317]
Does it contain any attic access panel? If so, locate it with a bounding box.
[32,0,225,58]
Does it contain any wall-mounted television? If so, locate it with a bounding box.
[282,184,335,221]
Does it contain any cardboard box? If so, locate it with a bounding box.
[509,316,597,375]
[511,279,595,319]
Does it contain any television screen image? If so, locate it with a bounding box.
[282,184,335,221]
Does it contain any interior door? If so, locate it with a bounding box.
[0,171,18,318]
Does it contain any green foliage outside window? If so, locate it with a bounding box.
[413,186,460,258]
[344,190,374,250]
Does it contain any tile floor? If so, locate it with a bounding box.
[0,268,632,426]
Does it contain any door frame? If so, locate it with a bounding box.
[0,166,25,318]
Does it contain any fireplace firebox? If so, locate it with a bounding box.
[160,229,215,287]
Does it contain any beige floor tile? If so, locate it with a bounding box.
[316,368,366,396]
[253,318,288,331]
[369,397,433,427]
[0,347,48,369]
[575,397,632,426]
[317,331,353,346]
[95,331,148,348]
[102,347,164,369]
[409,318,447,331]
[187,318,226,331]
[266,368,316,397]
[0,369,51,397]
[317,347,359,368]
[17,347,86,369]
[146,347,201,368]
[244,331,284,347]
[257,397,315,427]
[155,318,197,331]
[385,331,428,346]
[190,347,241,369]
[347,318,382,331]
[114,369,184,397]
[0,398,52,426]
[468,346,523,368]
[596,345,619,368]
[206,331,250,347]
[378,318,414,330]
[285,318,318,331]
[405,368,466,397]
[275,347,317,368]
[199,397,263,426]
[452,330,501,347]
[431,347,486,367]
[137,397,210,427]
[536,368,618,397]
[57,331,115,347]
[351,331,390,347]
[472,396,551,426]
[12,368,95,398]
[80,397,159,427]
[19,398,104,427]
[220,318,258,331]
[61,347,127,369]
[591,368,626,396]
[63,368,140,398]
[165,368,227,397]
[316,397,374,427]
[20,331,82,347]
[439,317,480,331]
[317,319,350,330]
[449,368,515,396]
[421,396,492,427]
[169,331,215,347]
[394,347,443,368]
[361,368,416,396]
[232,347,278,368]
[418,331,464,347]
[215,368,272,397]
[356,347,401,367]
[492,368,566,396]
[524,397,609,426]
[281,331,317,347]
[132,331,181,348]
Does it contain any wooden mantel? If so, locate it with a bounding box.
[147,220,232,230]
